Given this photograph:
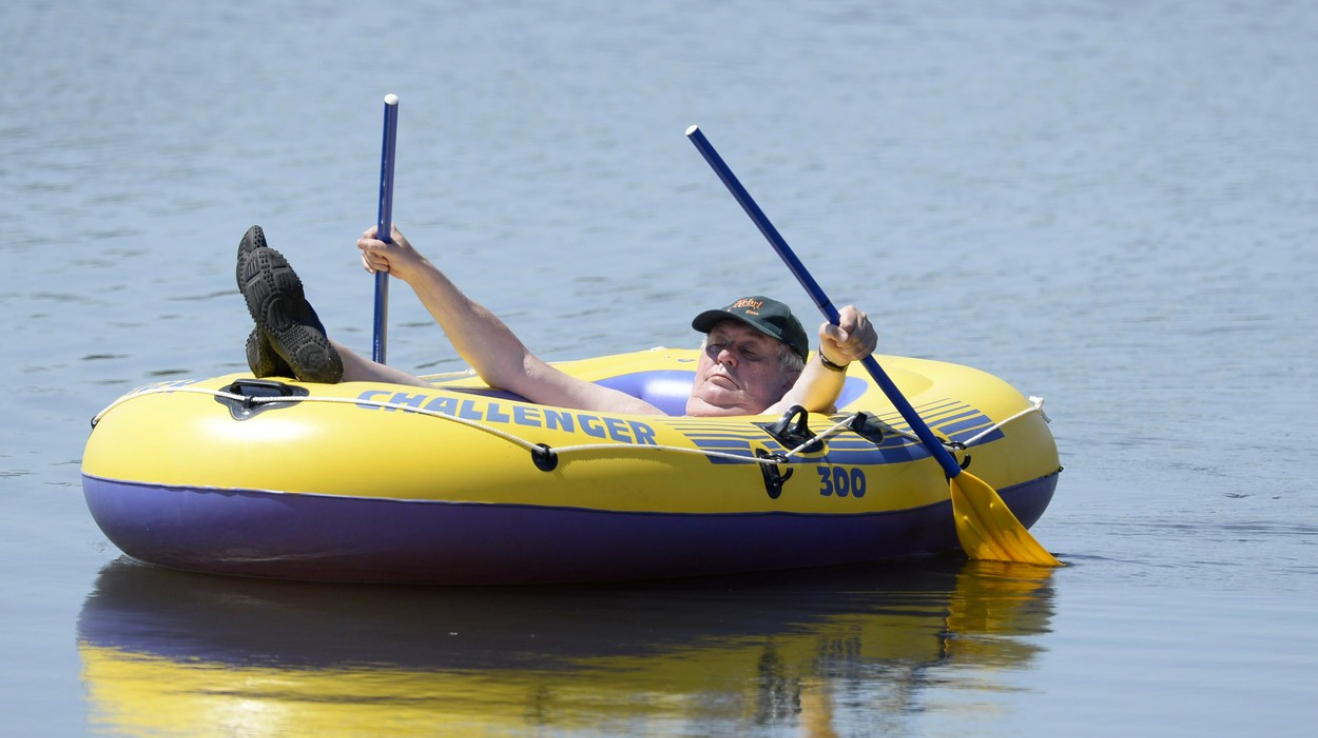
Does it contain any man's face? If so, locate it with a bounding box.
[685,320,796,417]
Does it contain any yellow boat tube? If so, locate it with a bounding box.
[81,348,1060,583]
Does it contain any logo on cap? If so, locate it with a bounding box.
[729,298,765,314]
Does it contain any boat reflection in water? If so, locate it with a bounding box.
[78,557,1055,736]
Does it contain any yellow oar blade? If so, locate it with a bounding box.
[950,471,1063,566]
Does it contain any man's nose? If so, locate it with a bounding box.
[716,347,738,366]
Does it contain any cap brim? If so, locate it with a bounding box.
[691,309,743,333]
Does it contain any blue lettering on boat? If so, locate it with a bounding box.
[543,409,574,433]
[514,405,541,426]
[628,421,657,446]
[388,392,429,411]
[603,416,632,443]
[355,389,393,409]
[354,389,657,446]
[423,396,458,415]
[579,414,607,439]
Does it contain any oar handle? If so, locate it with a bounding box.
[372,93,400,364]
[685,125,963,479]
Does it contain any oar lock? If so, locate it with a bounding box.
[757,405,826,454]
[946,440,973,472]
[525,405,905,500]
[752,405,893,498]
[752,406,971,495]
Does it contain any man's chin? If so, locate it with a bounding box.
[687,402,747,418]
[687,391,753,417]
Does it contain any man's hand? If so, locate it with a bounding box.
[357,224,430,283]
[818,305,877,366]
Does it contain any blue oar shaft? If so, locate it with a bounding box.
[372,93,400,364]
[685,125,963,479]
[684,127,839,325]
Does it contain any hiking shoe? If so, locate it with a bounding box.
[238,245,343,383]
[245,326,294,378]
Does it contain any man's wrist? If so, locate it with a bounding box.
[817,349,849,372]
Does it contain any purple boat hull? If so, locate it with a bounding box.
[82,472,1059,585]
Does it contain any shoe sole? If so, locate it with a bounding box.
[236,225,267,292]
[245,326,293,378]
[238,247,343,383]
[237,225,295,379]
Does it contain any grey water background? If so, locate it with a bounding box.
[3,0,1316,735]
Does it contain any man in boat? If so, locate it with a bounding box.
[238,225,876,418]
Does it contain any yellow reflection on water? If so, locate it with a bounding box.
[78,558,1055,737]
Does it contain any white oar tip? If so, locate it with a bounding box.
[384,93,399,106]
[685,124,700,136]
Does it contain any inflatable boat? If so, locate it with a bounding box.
[81,348,1060,584]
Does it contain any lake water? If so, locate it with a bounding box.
[3,0,1316,735]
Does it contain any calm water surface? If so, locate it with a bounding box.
[2,1,1315,736]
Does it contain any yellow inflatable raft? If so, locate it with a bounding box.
[81,348,1060,584]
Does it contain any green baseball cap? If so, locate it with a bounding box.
[691,296,810,360]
